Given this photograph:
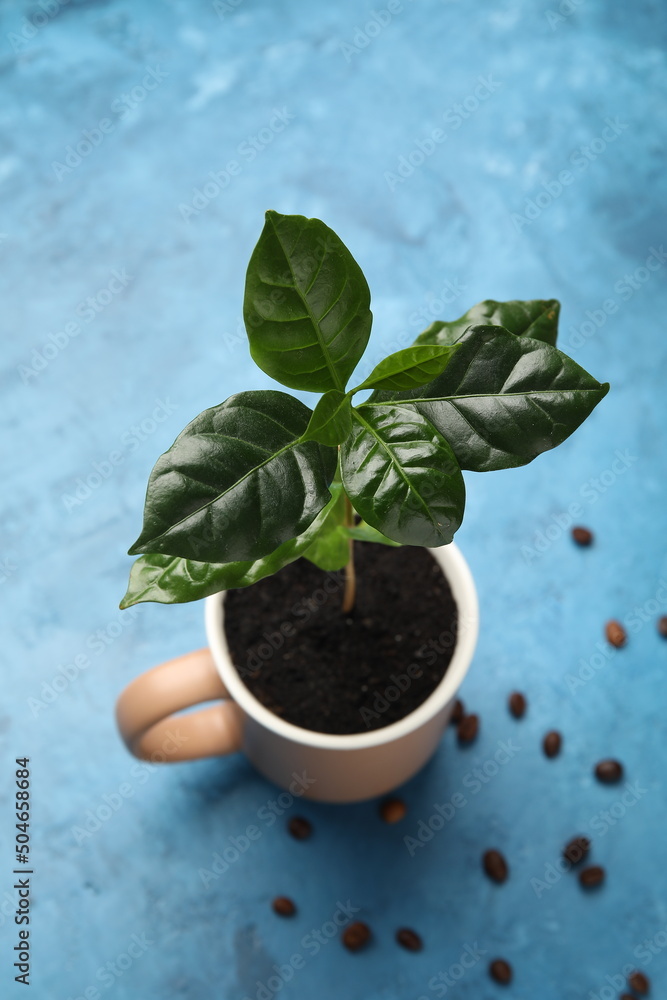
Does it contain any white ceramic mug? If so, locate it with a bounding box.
[116,544,479,803]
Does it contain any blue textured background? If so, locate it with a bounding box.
[2,1,667,997]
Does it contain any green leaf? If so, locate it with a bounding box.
[343,522,401,547]
[304,514,403,568]
[302,527,350,571]
[353,344,459,391]
[301,482,350,570]
[372,325,610,472]
[121,485,346,607]
[128,390,337,563]
[341,405,466,547]
[415,299,561,347]
[243,211,372,392]
[302,390,353,447]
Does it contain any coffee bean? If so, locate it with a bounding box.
[628,971,650,994]
[605,620,627,648]
[579,865,605,888]
[620,994,635,1000]
[457,713,479,744]
[342,921,372,951]
[508,691,527,719]
[563,836,590,866]
[483,849,509,883]
[288,816,312,840]
[572,526,594,546]
[658,615,667,638]
[379,797,407,824]
[489,959,512,985]
[450,699,465,725]
[594,759,623,783]
[272,896,296,917]
[396,928,423,951]
[543,730,562,758]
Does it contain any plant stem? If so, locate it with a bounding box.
[341,495,356,614]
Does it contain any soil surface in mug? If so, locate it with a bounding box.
[223,543,458,735]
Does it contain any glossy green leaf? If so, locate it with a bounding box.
[353,344,459,391]
[303,518,403,566]
[301,482,350,570]
[341,405,465,546]
[372,325,610,472]
[243,211,372,392]
[302,527,350,572]
[128,390,337,563]
[343,522,401,547]
[415,299,561,347]
[121,485,346,607]
[302,390,353,447]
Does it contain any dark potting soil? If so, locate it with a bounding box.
[223,543,458,736]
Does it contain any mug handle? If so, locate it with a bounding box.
[116,648,243,762]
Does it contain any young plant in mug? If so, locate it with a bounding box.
[121,210,608,610]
